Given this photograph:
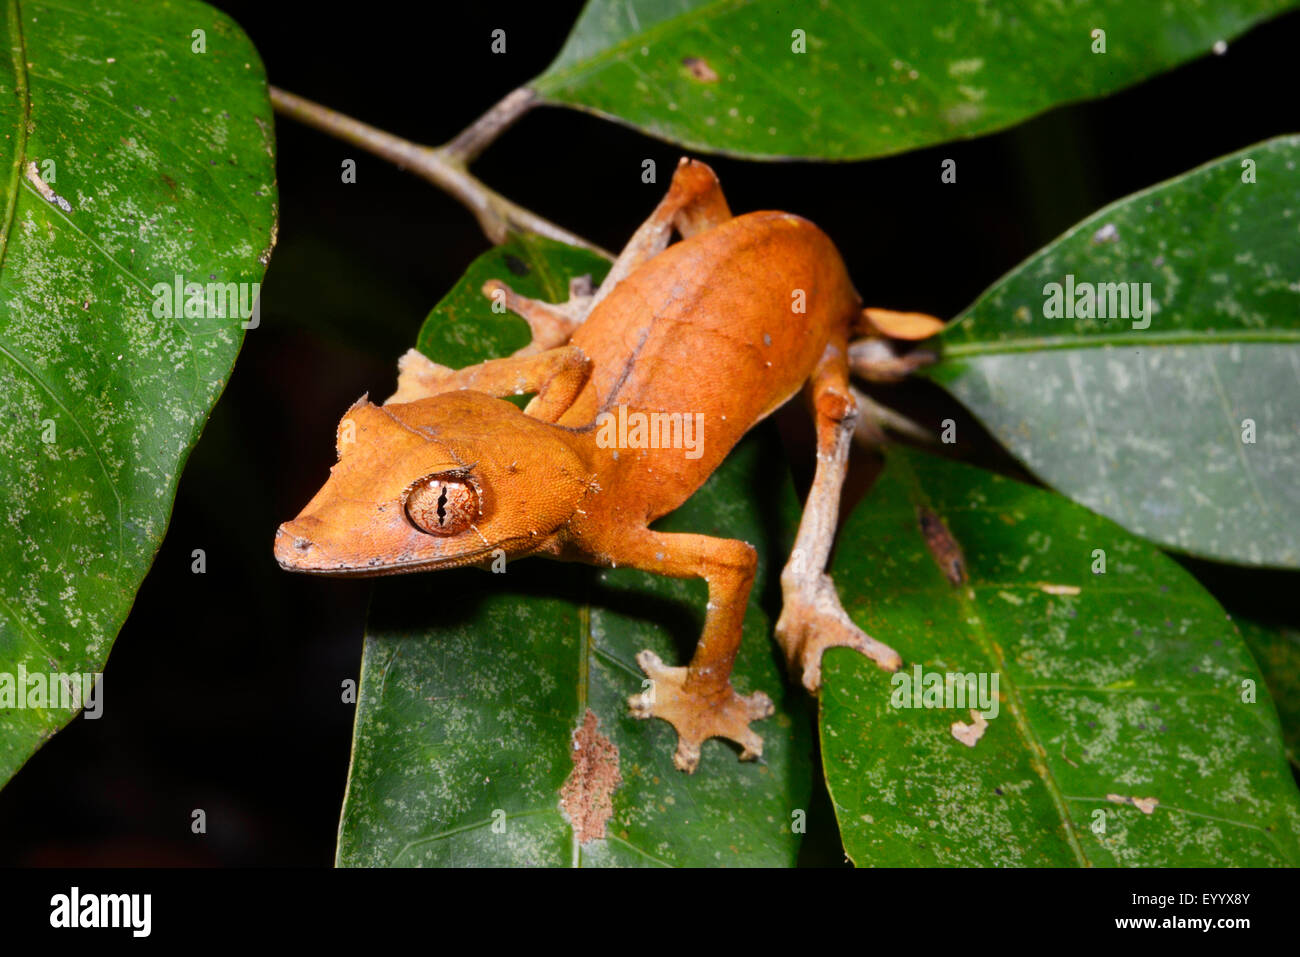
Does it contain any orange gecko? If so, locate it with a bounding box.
[275,159,942,772]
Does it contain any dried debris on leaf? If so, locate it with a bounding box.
[559,709,622,843]
[951,709,989,747]
[1107,793,1159,814]
[24,162,72,212]
[918,506,967,585]
[1091,222,1120,244]
[1039,583,1082,596]
[682,56,720,83]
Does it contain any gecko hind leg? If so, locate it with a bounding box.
[480,157,732,358]
[775,339,903,691]
[586,157,731,313]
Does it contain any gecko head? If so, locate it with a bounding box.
[274,390,592,576]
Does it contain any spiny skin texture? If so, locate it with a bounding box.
[276,159,928,771]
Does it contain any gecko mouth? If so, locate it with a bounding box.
[272,523,499,577]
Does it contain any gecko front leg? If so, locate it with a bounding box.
[385,344,591,422]
[591,527,773,772]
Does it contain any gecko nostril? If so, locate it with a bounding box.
[275,523,319,563]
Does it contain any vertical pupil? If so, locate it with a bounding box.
[436,486,448,525]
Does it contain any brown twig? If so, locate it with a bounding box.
[268,86,612,260]
[443,87,537,164]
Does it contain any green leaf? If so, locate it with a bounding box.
[532,0,1296,160]
[0,1,275,786]
[820,448,1300,866]
[1236,617,1300,766]
[928,136,1300,567]
[337,237,812,867]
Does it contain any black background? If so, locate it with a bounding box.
[1,2,1297,866]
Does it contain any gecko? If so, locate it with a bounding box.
[274,158,942,772]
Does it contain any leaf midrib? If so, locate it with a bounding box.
[572,601,590,868]
[891,452,1090,866]
[570,575,676,868]
[938,328,1300,360]
[938,135,1300,358]
[0,0,30,276]
[0,0,136,659]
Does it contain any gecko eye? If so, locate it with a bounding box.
[402,473,479,536]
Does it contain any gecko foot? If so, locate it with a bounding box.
[385,349,456,404]
[776,574,902,692]
[481,276,594,353]
[627,650,774,773]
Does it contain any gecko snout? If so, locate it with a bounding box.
[274,521,321,570]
